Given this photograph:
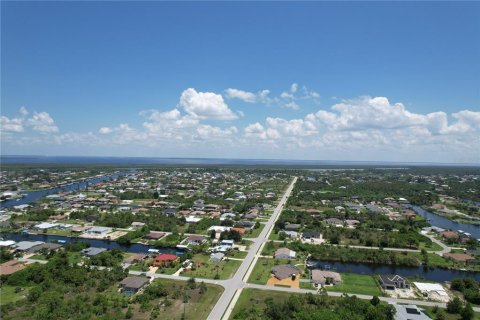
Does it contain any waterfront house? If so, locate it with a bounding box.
[152,253,179,267]
[379,274,410,290]
[443,252,475,263]
[185,235,207,246]
[87,226,111,235]
[143,231,165,240]
[311,270,342,287]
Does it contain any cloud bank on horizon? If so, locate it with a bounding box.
[1,84,479,164]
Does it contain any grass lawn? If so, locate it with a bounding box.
[247,224,265,238]
[226,250,248,259]
[180,254,242,280]
[268,232,282,241]
[156,265,179,275]
[0,286,31,305]
[326,273,382,296]
[229,288,302,319]
[299,281,313,289]
[419,241,444,252]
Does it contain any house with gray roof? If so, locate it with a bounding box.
[394,304,431,320]
[14,241,45,252]
[274,248,296,260]
[210,252,225,262]
[271,265,300,280]
[119,277,150,295]
[81,247,107,257]
[311,270,341,288]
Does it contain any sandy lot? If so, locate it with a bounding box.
[267,275,300,288]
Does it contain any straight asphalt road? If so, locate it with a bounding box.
[206,177,298,320]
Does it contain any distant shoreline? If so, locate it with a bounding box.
[1,155,479,168]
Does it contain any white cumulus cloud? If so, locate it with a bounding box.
[179,88,238,120]
[26,112,59,133]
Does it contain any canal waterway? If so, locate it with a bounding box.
[0,232,184,255]
[0,171,132,209]
[308,259,480,282]
[409,205,480,239]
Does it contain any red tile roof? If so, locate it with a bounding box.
[154,253,178,262]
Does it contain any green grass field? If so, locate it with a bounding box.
[247,223,265,238]
[0,286,31,305]
[156,265,179,275]
[326,273,382,296]
[180,254,242,280]
[227,250,248,259]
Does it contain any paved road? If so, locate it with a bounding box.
[128,270,228,286]
[423,232,452,256]
[206,177,298,320]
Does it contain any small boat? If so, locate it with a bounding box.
[147,249,160,254]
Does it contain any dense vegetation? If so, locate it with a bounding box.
[275,210,431,249]
[450,278,480,304]
[0,247,14,263]
[1,251,129,320]
[232,292,395,320]
[290,177,438,206]
[290,242,421,266]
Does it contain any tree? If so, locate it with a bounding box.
[435,309,446,320]
[370,295,380,306]
[125,307,133,319]
[447,297,463,314]
[187,277,196,289]
[461,303,474,320]
[199,281,207,294]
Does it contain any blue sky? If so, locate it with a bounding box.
[1,2,479,163]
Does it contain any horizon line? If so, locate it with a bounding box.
[1,154,479,166]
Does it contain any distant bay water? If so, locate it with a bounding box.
[1,155,477,167]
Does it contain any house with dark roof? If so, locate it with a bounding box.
[284,223,301,231]
[163,208,177,216]
[143,231,165,240]
[379,274,410,290]
[302,231,321,240]
[271,265,300,280]
[119,277,150,295]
